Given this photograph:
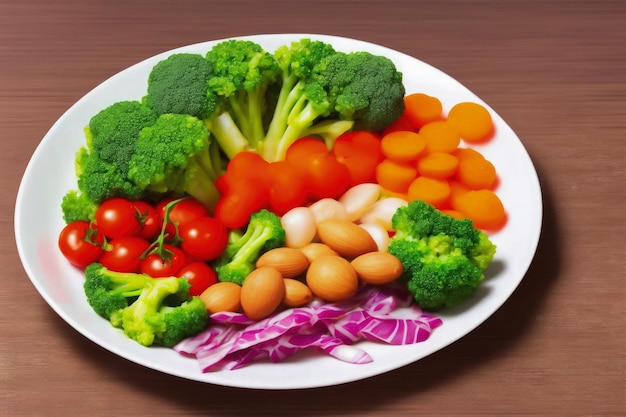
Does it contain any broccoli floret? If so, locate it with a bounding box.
[315,51,406,132]
[206,39,281,148]
[214,209,285,285]
[387,200,496,311]
[259,40,406,161]
[84,263,152,319]
[61,190,98,223]
[142,50,255,160]
[84,263,208,347]
[148,297,208,347]
[144,53,216,119]
[260,39,353,161]
[72,101,157,206]
[127,113,222,213]
[89,100,158,172]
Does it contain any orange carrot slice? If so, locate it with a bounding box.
[403,93,443,128]
[419,120,461,154]
[380,131,427,163]
[456,157,497,190]
[451,147,485,162]
[447,102,493,143]
[453,189,506,230]
[375,159,417,193]
[417,152,459,179]
[407,176,451,208]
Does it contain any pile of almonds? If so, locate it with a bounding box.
[200,218,404,321]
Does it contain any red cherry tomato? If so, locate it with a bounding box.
[215,177,269,229]
[226,151,270,183]
[285,137,329,166]
[156,197,210,238]
[58,221,105,269]
[266,161,309,215]
[100,237,150,273]
[178,262,218,296]
[131,200,162,241]
[301,153,352,200]
[332,131,383,186]
[179,216,229,262]
[95,198,142,239]
[141,244,188,278]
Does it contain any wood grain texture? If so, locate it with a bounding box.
[1,0,624,415]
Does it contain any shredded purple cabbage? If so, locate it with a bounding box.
[174,285,442,372]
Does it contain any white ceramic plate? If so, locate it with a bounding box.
[14,34,542,389]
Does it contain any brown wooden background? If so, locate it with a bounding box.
[1,0,624,416]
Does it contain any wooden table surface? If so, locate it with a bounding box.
[2,0,624,415]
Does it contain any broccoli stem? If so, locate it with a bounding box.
[265,95,324,162]
[227,96,255,145]
[104,269,150,298]
[262,76,302,157]
[207,112,250,159]
[183,157,221,213]
[193,141,222,182]
[246,87,267,147]
[226,87,267,149]
[301,119,354,150]
[230,225,274,266]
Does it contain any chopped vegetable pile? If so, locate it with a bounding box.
[57,37,505,371]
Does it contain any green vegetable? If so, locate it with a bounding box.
[387,200,496,311]
[259,39,346,161]
[214,209,286,285]
[260,41,406,161]
[142,48,261,160]
[83,263,208,347]
[206,39,281,148]
[60,190,98,223]
[61,101,158,223]
[316,51,406,132]
[127,113,222,212]
[144,53,216,120]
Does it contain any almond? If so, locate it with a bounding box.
[317,219,379,259]
[256,247,310,278]
[299,242,339,263]
[282,278,314,308]
[240,267,285,320]
[199,282,242,314]
[351,252,404,285]
[306,255,359,302]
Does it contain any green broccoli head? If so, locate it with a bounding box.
[61,190,98,224]
[408,255,485,311]
[388,200,496,311]
[260,39,341,161]
[88,101,158,173]
[76,148,146,203]
[74,101,156,205]
[205,39,281,147]
[274,38,337,82]
[214,209,286,285]
[84,263,208,347]
[148,297,209,347]
[127,113,221,212]
[83,263,151,319]
[314,51,406,132]
[391,200,481,255]
[144,53,217,119]
[206,39,280,96]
